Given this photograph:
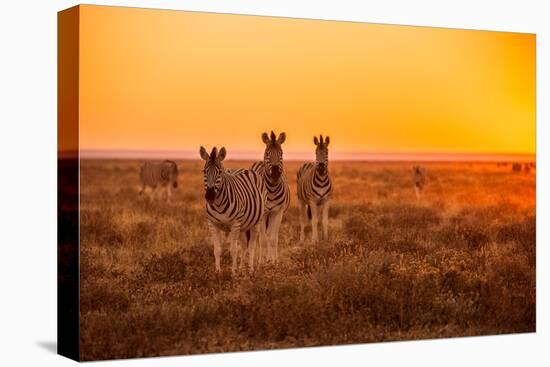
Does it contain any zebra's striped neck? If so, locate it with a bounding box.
[314,168,329,180]
[313,168,331,189]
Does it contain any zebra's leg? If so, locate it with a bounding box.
[415,185,421,200]
[262,214,273,262]
[309,201,320,243]
[321,201,330,240]
[270,210,284,262]
[166,185,172,203]
[248,226,259,273]
[229,225,241,275]
[208,224,223,272]
[258,215,268,265]
[256,217,267,271]
[146,186,154,202]
[239,232,247,271]
[298,201,307,242]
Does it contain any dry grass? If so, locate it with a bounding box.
[79,160,536,361]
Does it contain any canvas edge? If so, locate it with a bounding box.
[57,4,81,362]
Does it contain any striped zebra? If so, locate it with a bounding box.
[139,160,179,202]
[297,135,333,243]
[412,165,426,200]
[200,146,267,274]
[250,131,290,263]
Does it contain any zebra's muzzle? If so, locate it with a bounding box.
[270,166,281,181]
[173,181,178,188]
[205,187,216,202]
[317,163,327,175]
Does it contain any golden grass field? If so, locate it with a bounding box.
[78,159,535,361]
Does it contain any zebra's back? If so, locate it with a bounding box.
[297,162,315,182]
[250,161,265,176]
[140,160,178,188]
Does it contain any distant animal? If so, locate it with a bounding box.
[512,163,522,173]
[297,135,333,243]
[250,131,290,263]
[200,146,267,274]
[412,165,426,200]
[523,163,531,173]
[139,160,179,202]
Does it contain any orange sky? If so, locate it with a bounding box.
[78,5,535,159]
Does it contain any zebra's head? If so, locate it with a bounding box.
[199,146,226,203]
[313,135,330,175]
[261,130,286,181]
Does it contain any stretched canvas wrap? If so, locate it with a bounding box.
[58,4,536,362]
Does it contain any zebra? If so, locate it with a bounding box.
[413,165,426,200]
[512,162,522,173]
[200,146,267,274]
[250,131,290,263]
[139,160,179,202]
[297,135,333,243]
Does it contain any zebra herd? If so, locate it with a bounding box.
[138,131,333,273]
[198,132,331,274]
[139,132,427,274]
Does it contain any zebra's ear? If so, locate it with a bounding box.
[199,146,209,161]
[313,136,319,146]
[277,132,286,145]
[218,147,227,162]
[325,136,330,146]
[262,132,270,144]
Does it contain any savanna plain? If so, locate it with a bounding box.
[78,160,536,360]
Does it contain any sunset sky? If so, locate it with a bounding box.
[78,5,535,160]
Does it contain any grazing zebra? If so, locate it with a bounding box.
[139,160,179,202]
[251,131,290,263]
[200,146,267,273]
[297,135,333,243]
[413,165,426,200]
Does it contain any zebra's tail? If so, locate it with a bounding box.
[307,205,312,221]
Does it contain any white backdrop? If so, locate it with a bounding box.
[0,0,546,366]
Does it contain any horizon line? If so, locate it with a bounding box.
[70,149,536,162]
